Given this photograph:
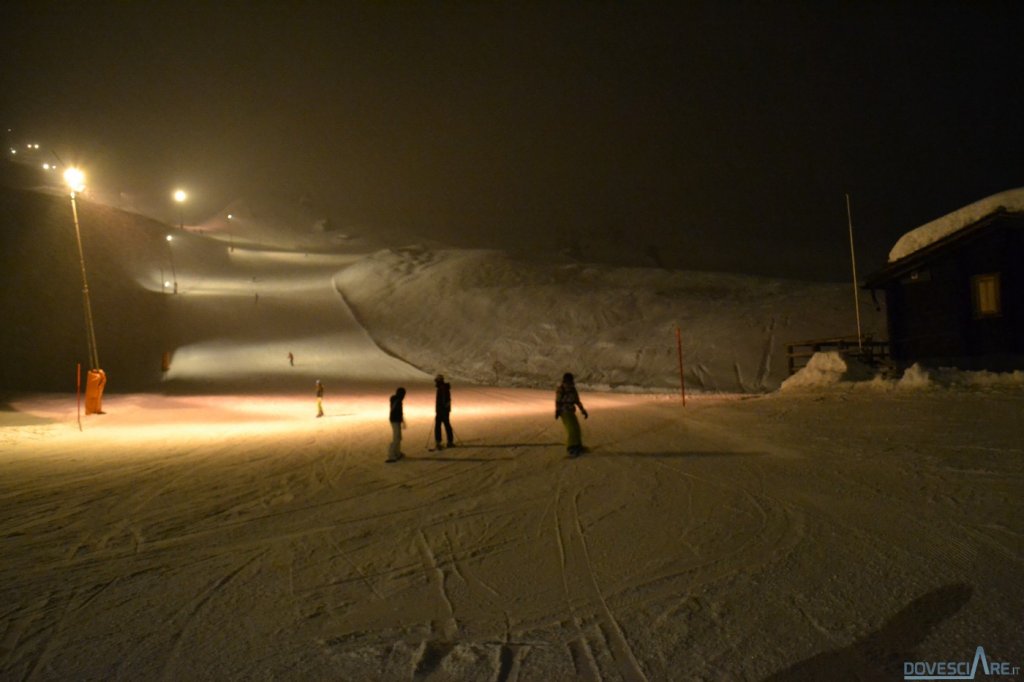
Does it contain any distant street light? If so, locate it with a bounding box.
[64,167,85,193]
[166,234,178,294]
[173,189,187,230]
[63,167,106,414]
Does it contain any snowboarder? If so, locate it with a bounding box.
[555,372,588,457]
[315,380,325,418]
[387,387,407,462]
[433,374,455,450]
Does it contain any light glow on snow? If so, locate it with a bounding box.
[164,333,427,383]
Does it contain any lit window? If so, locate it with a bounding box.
[971,273,1001,318]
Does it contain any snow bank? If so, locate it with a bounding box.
[896,364,1024,390]
[888,187,1024,262]
[335,247,883,393]
[781,353,1024,393]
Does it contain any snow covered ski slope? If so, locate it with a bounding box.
[2,386,1021,679]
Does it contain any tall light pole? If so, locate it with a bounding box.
[166,234,178,294]
[64,167,106,416]
[64,167,100,370]
[173,189,187,230]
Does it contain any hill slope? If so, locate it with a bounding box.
[335,247,883,392]
[2,181,883,395]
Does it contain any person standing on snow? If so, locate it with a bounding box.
[433,374,455,450]
[387,387,407,462]
[555,372,588,457]
[315,380,325,418]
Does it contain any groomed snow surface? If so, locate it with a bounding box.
[2,188,1022,680]
[3,386,1022,680]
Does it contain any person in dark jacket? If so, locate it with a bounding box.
[433,374,454,449]
[387,387,407,462]
[555,372,588,457]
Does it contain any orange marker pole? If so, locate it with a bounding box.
[676,326,686,407]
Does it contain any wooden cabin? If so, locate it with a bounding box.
[864,208,1024,370]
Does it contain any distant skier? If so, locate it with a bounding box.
[387,387,407,462]
[288,352,294,367]
[433,374,454,450]
[315,380,325,418]
[555,372,588,457]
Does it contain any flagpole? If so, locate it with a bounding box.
[845,193,863,352]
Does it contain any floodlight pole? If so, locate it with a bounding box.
[173,189,187,230]
[70,190,100,369]
[166,235,179,294]
[845,193,863,352]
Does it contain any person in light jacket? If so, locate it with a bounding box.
[555,372,588,457]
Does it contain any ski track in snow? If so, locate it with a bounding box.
[553,466,649,682]
[2,392,1022,678]
[159,550,267,679]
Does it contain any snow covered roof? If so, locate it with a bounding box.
[888,187,1024,263]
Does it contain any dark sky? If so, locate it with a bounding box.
[4,1,1023,278]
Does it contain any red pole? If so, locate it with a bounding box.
[76,362,82,431]
[676,326,686,407]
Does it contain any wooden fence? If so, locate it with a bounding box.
[786,336,891,375]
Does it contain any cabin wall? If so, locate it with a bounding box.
[884,221,1023,369]
[962,225,1020,359]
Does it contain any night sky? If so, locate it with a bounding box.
[4,1,1023,279]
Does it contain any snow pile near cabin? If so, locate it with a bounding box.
[888,186,1024,262]
[897,364,1024,390]
[335,247,883,393]
[779,351,876,391]
[782,353,1024,392]
[897,363,933,389]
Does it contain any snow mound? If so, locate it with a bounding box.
[780,351,876,391]
[335,248,884,393]
[888,187,1024,262]
[897,363,932,389]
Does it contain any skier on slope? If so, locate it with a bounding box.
[433,374,455,450]
[555,372,588,457]
[387,387,407,462]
